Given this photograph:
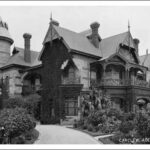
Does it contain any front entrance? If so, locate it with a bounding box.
[65,99,78,116]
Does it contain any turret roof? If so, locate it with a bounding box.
[0,17,13,44]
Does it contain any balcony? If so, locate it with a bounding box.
[91,78,150,88]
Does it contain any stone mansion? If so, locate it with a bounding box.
[0,16,150,123]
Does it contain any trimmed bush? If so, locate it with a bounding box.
[0,107,36,142]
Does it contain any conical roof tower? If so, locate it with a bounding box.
[0,17,13,67]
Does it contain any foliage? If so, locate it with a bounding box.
[87,110,106,126]
[111,132,134,144]
[3,94,41,120]
[135,113,150,138]
[11,129,39,144]
[122,112,136,122]
[23,94,41,120]
[119,120,135,134]
[106,108,123,120]
[101,117,121,134]
[0,107,36,140]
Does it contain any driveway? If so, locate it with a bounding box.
[35,125,101,144]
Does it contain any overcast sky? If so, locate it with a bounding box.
[0,6,150,56]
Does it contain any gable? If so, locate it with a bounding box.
[106,54,126,65]
[122,32,135,49]
[119,47,138,64]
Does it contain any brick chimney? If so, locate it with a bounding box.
[23,33,32,63]
[133,38,140,54]
[90,22,101,48]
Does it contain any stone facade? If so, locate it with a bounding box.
[1,68,23,96]
[72,54,96,89]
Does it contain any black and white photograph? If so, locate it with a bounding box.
[0,1,150,146]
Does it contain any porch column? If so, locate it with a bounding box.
[125,66,129,85]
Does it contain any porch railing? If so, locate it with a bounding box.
[90,78,150,88]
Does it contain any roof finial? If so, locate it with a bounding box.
[128,20,130,32]
[50,12,52,22]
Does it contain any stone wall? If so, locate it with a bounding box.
[1,67,23,96]
[73,54,96,89]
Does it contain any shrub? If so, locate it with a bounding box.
[11,135,26,144]
[102,117,121,134]
[122,112,136,122]
[136,113,150,138]
[3,94,41,120]
[87,110,106,126]
[119,120,135,134]
[3,96,24,109]
[24,94,41,120]
[0,107,36,142]
[107,108,123,120]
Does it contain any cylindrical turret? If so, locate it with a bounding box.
[0,17,13,67]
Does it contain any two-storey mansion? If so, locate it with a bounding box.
[0,16,150,123]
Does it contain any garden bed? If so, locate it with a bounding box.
[72,127,110,137]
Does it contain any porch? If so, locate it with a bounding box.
[90,59,149,88]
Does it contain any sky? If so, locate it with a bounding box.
[0,5,150,56]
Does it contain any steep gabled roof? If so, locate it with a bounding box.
[1,47,41,69]
[139,54,150,68]
[100,32,128,58]
[40,24,102,60]
[79,29,136,59]
[40,20,139,65]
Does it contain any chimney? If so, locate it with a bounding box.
[23,33,32,63]
[133,38,140,54]
[146,49,149,55]
[90,22,101,48]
